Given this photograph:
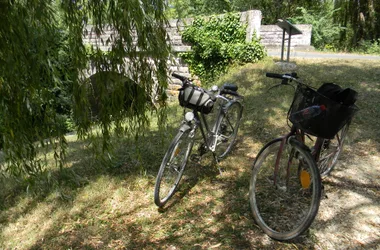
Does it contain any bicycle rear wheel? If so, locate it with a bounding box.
[154,128,194,207]
[214,101,243,159]
[318,123,350,177]
[250,138,322,240]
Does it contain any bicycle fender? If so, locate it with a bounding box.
[288,137,311,152]
[179,123,191,132]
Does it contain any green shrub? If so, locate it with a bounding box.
[358,39,380,55]
[181,13,266,83]
[290,6,342,50]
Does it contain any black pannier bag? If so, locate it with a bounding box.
[289,83,358,139]
[178,85,214,114]
[317,83,358,106]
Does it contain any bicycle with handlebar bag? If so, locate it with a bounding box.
[249,72,358,240]
[154,73,244,208]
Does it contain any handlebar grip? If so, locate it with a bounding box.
[266,73,285,79]
[172,73,187,82]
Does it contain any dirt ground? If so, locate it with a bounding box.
[312,144,380,249]
[1,59,379,250]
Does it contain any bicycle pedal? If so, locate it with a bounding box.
[198,145,208,156]
[190,154,201,163]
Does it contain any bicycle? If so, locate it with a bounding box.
[154,73,244,207]
[249,72,358,240]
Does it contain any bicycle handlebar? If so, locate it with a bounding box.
[266,73,286,80]
[266,72,303,86]
[172,72,187,82]
[172,72,241,99]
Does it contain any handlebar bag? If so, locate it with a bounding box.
[178,85,214,114]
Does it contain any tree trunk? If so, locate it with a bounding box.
[366,0,376,40]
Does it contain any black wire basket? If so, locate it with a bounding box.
[289,85,359,139]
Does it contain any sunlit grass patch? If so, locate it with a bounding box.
[1,58,380,249]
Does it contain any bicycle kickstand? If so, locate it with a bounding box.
[212,152,224,175]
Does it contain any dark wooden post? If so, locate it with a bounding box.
[281,29,286,61]
[276,19,302,62]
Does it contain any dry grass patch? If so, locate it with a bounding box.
[1,58,379,249]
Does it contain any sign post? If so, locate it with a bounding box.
[276,19,302,62]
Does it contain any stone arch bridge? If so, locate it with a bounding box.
[83,10,312,96]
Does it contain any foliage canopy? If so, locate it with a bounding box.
[167,0,380,52]
[289,7,342,50]
[0,0,170,175]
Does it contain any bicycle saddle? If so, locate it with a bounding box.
[222,83,238,92]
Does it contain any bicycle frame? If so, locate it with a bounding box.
[272,125,328,187]
[187,95,233,154]
[250,71,356,240]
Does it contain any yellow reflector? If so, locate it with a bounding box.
[174,147,180,156]
[300,170,311,189]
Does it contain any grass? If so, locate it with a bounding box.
[1,57,380,249]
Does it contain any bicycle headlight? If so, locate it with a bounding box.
[185,112,194,122]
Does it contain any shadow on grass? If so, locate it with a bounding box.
[1,58,379,249]
[157,159,220,213]
[0,104,181,227]
[211,58,380,248]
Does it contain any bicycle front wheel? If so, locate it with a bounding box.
[214,101,243,159]
[154,127,194,207]
[318,123,350,177]
[250,138,322,240]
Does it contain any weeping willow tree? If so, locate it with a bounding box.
[0,0,170,176]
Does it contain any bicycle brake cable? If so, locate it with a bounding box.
[267,84,283,91]
[268,82,295,91]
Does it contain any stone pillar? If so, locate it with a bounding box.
[241,10,262,42]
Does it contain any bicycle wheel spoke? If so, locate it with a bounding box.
[214,101,242,159]
[224,115,235,133]
[250,139,321,240]
[154,129,194,207]
[317,124,349,177]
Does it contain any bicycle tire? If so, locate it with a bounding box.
[214,101,243,159]
[250,138,322,240]
[318,123,350,177]
[154,127,194,207]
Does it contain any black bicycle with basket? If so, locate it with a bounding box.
[154,73,243,208]
[249,72,358,240]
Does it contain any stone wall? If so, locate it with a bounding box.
[260,24,313,50]
[83,26,117,53]
[163,12,312,90]
[83,10,312,96]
